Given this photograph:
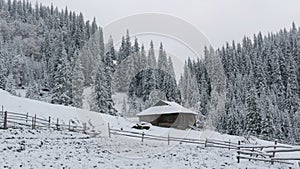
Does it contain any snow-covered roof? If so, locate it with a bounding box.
[136,100,197,116]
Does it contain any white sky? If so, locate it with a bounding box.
[29,0,300,48]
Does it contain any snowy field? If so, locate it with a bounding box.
[0,89,299,169]
[1,128,295,169]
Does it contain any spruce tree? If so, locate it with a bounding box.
[92,60,118,116]
[140,44,147,70]
[167,56,175,78]
[0,60,6,89]
[72,56,85,108]
[91,62,107,113]
[25,81,40,100]
[157,43,168,72]
[51,40,70,105]
[245,87,262,136]
[147,41,156,68]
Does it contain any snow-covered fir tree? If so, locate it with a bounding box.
[245,87,262,136]
[91,60,118,116]
[25,81,41,100]
[51,39,70,105]
[71,54,85,108]
[147,41,156,68]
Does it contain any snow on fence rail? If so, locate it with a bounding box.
[236,140,300,167]
[108,123,237,149]
[0,108,86,133]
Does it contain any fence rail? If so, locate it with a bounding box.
[2,107,299,167]
[109,124,239,150]
[265,148,300,153]
[237,155,295,165]
[98,123,300,167]
[0,108,85,134]
[237,140,300,166]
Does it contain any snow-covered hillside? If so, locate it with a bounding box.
[0,90,299,169]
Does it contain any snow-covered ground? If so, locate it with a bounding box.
[0,89,299,169]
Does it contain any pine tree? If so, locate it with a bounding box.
[99,27,105,57]
[72,56,85,108]
[293,110,300,143]
[91,17,98,35]
[25,80,40,100]
[0,59,6,89]
[167,56,175,78]
[179,62,200,108]
[147,41,156,68]
[125,29,131,57]
[92,61,118,116]
[91,62,107,114]
[245,87,262,136]
[118,36,126,64]
[140,44,147,70]
[51,40,70,105]
[157,43,168,72]
[80,31,102,85]
[104,36,118,116]
[133,37,139,53]
[260,96,275,140]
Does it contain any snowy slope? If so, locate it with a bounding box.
[0,89,135,131]
[0,89,299,169]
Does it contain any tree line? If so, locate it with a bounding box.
[0,0,298,144]
[181,23,299,144]
[0,0,180,117]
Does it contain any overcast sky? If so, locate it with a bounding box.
[30,0,300,48]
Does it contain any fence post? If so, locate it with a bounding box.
[271,140,277,164]
[228,139,231,150]
[237,141,240,163]
[204,138,207,147]
[3,111,7,129]
[141,132,144,142]
[32,116,35,129]
[249,148,254,161]
[48,116,51,129]
[273,140,277,157]
[34,114,36,128]
[168,133,170,145]
[68,120,71,131]
[83,123,87,134]
[56,118,59,130]
[108,123,111,138]
[26,112,28,123]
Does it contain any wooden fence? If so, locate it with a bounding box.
[108,124,299,167]
[237,140,300,166]
[108,123,238,149]
[0,108,86,133]
[2,108,298,167]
